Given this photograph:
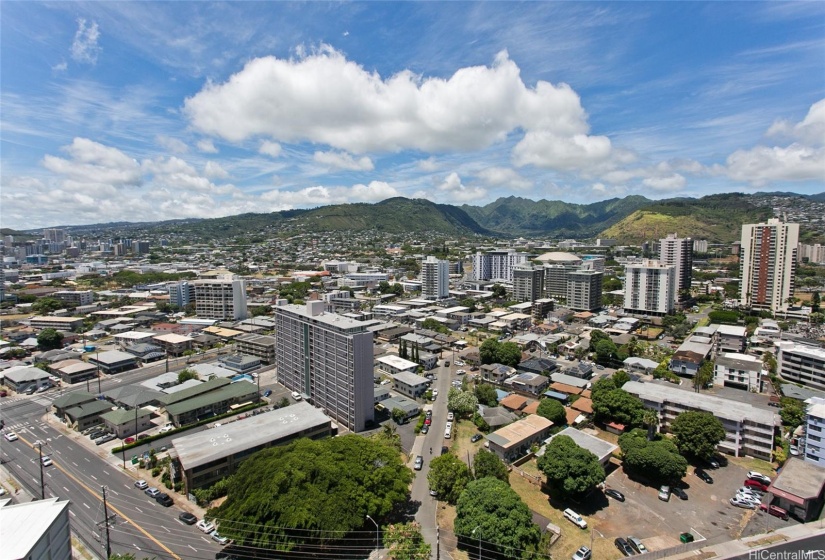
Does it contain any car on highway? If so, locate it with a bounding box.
[156,493,174,507]
[41,456,53,467]
[747,471,772,486]
[197,519,216,533]
[134,479,148,490]
[614,537,634,556]
[572,546,592,560]
[695,468,713,484]
[672,487,688,500]
[470,434,482,443]
[145,487,161,498]
[3,431,18,442]
[414,456,423,470]
[211,530,231,545]
[604,488,625,502]
[563,508,587,529]
[627,536,647,554]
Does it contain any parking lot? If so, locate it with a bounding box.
[590,458,798,553]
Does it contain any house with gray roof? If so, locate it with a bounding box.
[542,427,618,466]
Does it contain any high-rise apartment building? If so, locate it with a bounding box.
[512,264,544,302]
[471,250,528,282]
[421,256,449,300]
[623,260,676,316]
[193,277,248,320]
[169,281,195,309]
[739,219,799,313]
[274,301,374,432]
[658,233,693,294]
[566,269,603,312]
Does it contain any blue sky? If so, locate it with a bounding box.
[1,1,823,230]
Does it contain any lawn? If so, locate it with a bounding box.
[727,454,776,475]
[451,419,484,462]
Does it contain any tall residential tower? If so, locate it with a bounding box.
[658,233,693,295]
[739,219,799,313]
[421,256,449,300]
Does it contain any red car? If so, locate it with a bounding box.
[124,437,135,444]
[424,418,431,426]
[744,479,769,492]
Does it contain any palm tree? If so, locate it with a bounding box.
[642,409,659,441]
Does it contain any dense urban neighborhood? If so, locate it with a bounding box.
[2,200,825,560]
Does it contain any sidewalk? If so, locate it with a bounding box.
[665,522,825,559]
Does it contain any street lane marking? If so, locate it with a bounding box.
[84,457,90,462]
[136,507,143,513]
[16,432,181,560]
[71,462,78,466]
[90,475,97,480]
[83,503,90,509]
[69,510,76,517]
[163,526,170,532]
[103,470,110,475]
[188,545,197,552]
[66,445,72,450]
[63,487,69,492]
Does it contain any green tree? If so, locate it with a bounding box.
[779,397,805,430]
[36,328,64,350]
[537,435,605,499]
[763,352,778,376]
[472,449,509,484]
[536,398,567,426]
[589,329,611,351]
[447,388,479,418]
[496,342,522,368]
[594,338,619,365]
[427,453,471,504]
[612,369,631,388]
[812,291,821,313]
[491,284,507,299]
[399,339,408,360]
[454,478,541,558]
[32,297,65,314]
[474,383,498,407]
[392,407,407,424]
[619,429,688,485]
[210,435,412,549]
[177,369,198,384]
[592,388,646,427]
[422,318,450,335]
[590,376,616,398]
[479,338,499,365]
[384,522,431,560]
[693,360,714,392]
[670,411,726,460]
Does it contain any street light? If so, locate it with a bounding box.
[472,526,481,560]
[590,528,604,551]
[365,515,379,556]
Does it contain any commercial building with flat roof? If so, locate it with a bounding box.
[765,458,825,521]
[29,315,84,331]
[0,497,71,560]
[49,358,98,385]
[274,301,374,432]
[486,414,553,463]
[87,350,138,374]
[235,333,276,364]
[172,401,332,492]
[377,355,418,375]
[623,380,779,460]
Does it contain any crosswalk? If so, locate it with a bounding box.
[0,392,62,407]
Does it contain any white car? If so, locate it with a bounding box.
[3,431,18,442]
[210,530,230,545]
[41,456,53,467]
[563,508,587,529]
[431,390,438,399]
[456,369,466,375]
[291,391,302,401]
[455,361,465,366]
[159,424,174,433]
[730,497,756,509]
[572,546,592,560]
[747,471,772,485]
[196,519,216,533]
[134,479,148,490]
[447,412,454,422]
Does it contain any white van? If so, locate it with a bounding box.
[444,427,452,439]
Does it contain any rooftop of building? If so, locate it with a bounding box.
[377,355,419,370]
[0,497,69,559]
[769,458,825,501]
[544,427,617,462]
[165,380,258,416]
[487,414,553,449]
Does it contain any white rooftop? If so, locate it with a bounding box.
[378,355,419,371]
[0,497,69,559]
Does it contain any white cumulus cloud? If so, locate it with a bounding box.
[260,180,399,206]
[475,167,532,190]
[436,172,487,202]
[767,98,825,146]
[204,161,229,179]
[42,137,141,187]
[259,140,282,158]
[313,150,374,171]
[197,139,218,153]
[642,174,687,192]
[71,19,101,65]
[184,47,610,172]
[156,135,189,154]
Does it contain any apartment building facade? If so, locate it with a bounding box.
[624,381,778,460]
[803,397,825,467]
[168,281,195,308]
[193,277,248,321]
[53,290,94,306]
[739,219,799,313]
[421,256,449,300]
[775,341,825,392]
[471,250,528,282]
[273,301,374,432]
[658,233,693,293]
[235,333,276,364]
[713,352,763,392]
[622,260,677,316]
[566,269,603,312]
[512,264,544,302]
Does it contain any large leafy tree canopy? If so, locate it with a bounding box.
[537,435,605,499]
[619,429,688,485]
[422,318,450,335]
[670,411,726,460]
[474,383,499,407]
[472,449,510,485]
[454,477,541,558]
[447,388,478,418]
[210,435,412,549]
[536,398,567,426]
[592,386,647,427]
[479,338,521,367]
[37,328,64,350]
[427,453,471,505]
[383,522,431,560]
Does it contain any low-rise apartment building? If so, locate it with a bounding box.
[775,341,825,392]
[623,381,779,460]
[29,316,84,332]
[803,397,825,468]
[714,352,763,392]
[486,414,554,463]
[391,371,430,399]
[235,333,276,364]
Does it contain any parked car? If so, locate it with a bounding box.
[563,508,587,529]
[431,390,438,399]
[414,456,424,471]
[159,424,174,433]
[156,493,174,507]
[658,485,671,502]
[744,479,769,492]
[425,410,432,419]
[572,546,592,560]
[695,468,713,484]
[614,537,635,556]
[447,412,454,422]
[734,492,761,505]
[145,487,161,498]
[95,434,116,445]
[424,418,431,426]
[429,488,438,497]
[470,434,482,443]
[263,389,272,397]
[124,437,135,444]
[627,536,647,554]
[736,486,763,498]
[456,369,466,375]
[3,431,18,442]
[759,503,789,520]
[196,519,215,533]
[747,471,772,486]
[440,446,448,455]
[672,487,688,500]
[730,497,756,509]
[605,488,625,502]
[421,424,429,434]
[679,533,695,544]
[137,434,149,440]
[211,530,231,545]
[134,479,148,490]
[291,391,302,401]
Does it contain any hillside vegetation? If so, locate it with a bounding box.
[599,193,773,244]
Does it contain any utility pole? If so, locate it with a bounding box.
[36,441,45,499]
[96,349,102,393]
[101,486,112,559]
